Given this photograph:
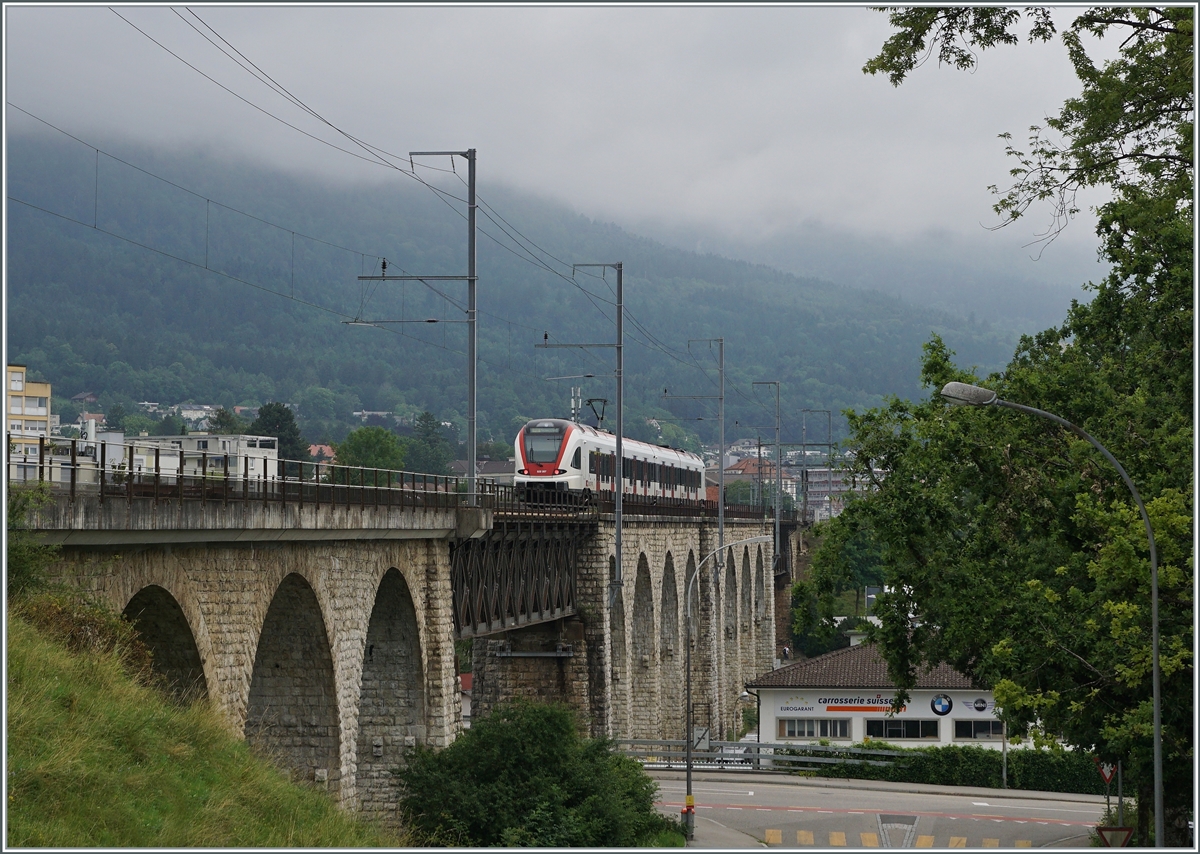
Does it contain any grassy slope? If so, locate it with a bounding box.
[6,613,404,847]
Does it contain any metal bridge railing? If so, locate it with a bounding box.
[9,433,799,521]
[7,434,470,510]
[613,738,902,772]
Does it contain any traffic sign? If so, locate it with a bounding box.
[1096,759,1116,784]
[1097,826,1133,847]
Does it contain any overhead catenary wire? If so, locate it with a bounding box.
[101,11,755,423]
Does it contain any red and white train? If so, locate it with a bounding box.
[514,418,706,500]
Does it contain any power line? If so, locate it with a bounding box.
[106,9,725,390]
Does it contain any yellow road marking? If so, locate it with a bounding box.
[915,836,935,847]
[983,839,1000,848]
[949,837,967,847]
[765,829,781,844]
[860,832,879,847]
[797,830,814,845]
[1016,842,1032,848]
[830,831,847,846]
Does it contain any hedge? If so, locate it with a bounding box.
[807,743,1106,795]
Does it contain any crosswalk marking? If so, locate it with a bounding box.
[915,836,935,847]
[797,830,814,845]
[949,837,967,847]
[983,839,1000,847]
[830,831,847,846]
[765,829,781,844]
[860,832,879,847]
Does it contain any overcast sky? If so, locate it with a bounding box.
[6,5,1113,305]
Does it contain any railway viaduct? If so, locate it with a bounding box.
[19,477,789,821]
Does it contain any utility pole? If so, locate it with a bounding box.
[664,337,725,570]
[802,409,832,521]
[355,148,477,504]
[538,262,623,608]
[754,381,781,574]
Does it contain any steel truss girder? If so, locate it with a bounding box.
[450,521,591,638]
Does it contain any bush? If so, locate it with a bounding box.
[394,700,680,846]
[7,482,59,596]
[808,742,1105,795]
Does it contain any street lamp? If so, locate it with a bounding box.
[683,534,772,839]
[940,381,1163,846]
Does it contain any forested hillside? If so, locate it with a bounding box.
[7,132,1019,447]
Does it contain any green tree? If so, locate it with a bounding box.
[7,483,59,596]
[206,407,249,434]
[248,403,310,463]
[152,414,185,437]
[105,402,127,433]
[333,427,406,474]
[394,701,678,846]
[404,411,452,476]
[842,10,1194,844]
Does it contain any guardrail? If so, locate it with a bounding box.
[614,738,902,772]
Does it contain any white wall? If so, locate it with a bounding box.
[761,686,1013,749]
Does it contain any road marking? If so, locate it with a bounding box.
[829,831,846,846]
[860,832,879,847]
[915,836,935,847]
[788,809,805,813]
[983,839,1000,847]
[765,829,781,844]
[849,811,864,814]
[949,837,966,847]
[727,807,742,810]
[973,802,990,806]
[818,810,833,813]
[797,830,814,845]
[698,806,713,810]
[1016,841,1032,847]
[757,808,772,812]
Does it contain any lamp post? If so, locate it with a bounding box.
[940,381,1163,846]
[683,534,772,840]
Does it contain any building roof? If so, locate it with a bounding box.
[309,444,335,462]
[746,642,973,691]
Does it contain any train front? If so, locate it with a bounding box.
[514,418,577,493]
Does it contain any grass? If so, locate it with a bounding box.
[7,610,406,847]
[644,828,688,846]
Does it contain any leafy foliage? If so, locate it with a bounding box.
[332,426,406,477]
[7,483,59,596]
[206,407,249,434]
[807,742,1104,796]
[845,9,1194,843]
[247,402,309,462]
[7,135,1021,450]
[394,700,678,847]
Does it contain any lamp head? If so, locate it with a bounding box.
[940,382,998,407]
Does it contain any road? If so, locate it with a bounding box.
[650,771,1104,848]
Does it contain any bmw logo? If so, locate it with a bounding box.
[931,694,953,716]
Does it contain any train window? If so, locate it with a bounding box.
[525,423,566,463]
[571,447,581,469]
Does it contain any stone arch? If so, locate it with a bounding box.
[122,584,208,701]
[684,549,708,735]
[245,572,341,795]
[722,555,738,739]
[630,554,657,738]
[609,555,629,738]
[740,546,754,686]
[659,553,681,740]
[357,567,426,822]
[755,546,769,670]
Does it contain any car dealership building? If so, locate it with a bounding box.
[746,638,1009,748]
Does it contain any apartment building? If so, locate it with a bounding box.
[7,365,51,480]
